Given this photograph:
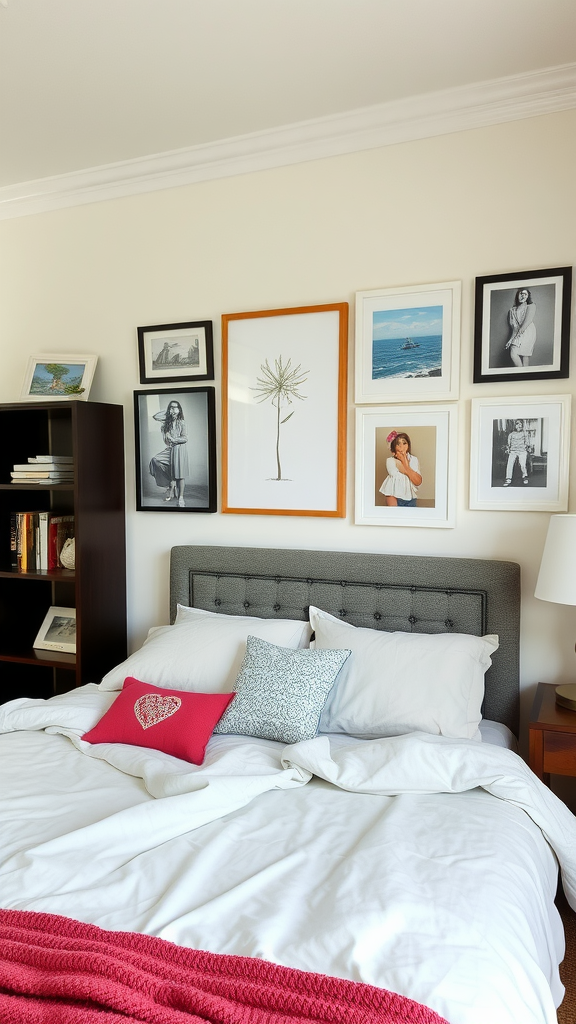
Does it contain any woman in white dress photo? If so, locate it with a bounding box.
[149,400,189,507]
[505,288,537,367]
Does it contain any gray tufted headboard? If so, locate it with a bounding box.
[170,546,521,736]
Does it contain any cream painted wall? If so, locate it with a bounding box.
[1,109,575,748]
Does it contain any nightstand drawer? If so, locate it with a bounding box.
[541,731,576,776]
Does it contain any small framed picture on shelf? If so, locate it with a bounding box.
[134,387,217,512]
[355,404,458,528]
[20,354,98,401]
[473,266,572,383]
[469,395,571,511]
[33,606,76,654]
[355,281,461,404]
[137,321,214,384]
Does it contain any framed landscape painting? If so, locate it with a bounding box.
[21,354,97,401]
[473,267,571,383]
[222,303,348,517]
[137,321,214,384]
[470,395,571,511]
[355,281,461,403]
[355,404,458,528]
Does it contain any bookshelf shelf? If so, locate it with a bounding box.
[0,400,127,705]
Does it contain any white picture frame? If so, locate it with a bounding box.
[33,606,76,654]
[355,281,461,404]
[470,395,571,511]
[21,354,98,401]
[355,404,458,528]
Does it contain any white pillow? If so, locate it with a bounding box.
[310,606,498,740]
[99,606,311,693]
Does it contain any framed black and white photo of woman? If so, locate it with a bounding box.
[137,321,214,384]
[134,387,217,512]
[473,267,571,383]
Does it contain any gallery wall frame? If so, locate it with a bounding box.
[355,281,461,404]
[222,303,348,517]
[355,403,458,528]
[21,354,98,401]
[134,387,217,513]
[137,321,214,384]
[473,267,571,383]
[469,395,571,512]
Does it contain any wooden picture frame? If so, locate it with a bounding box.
[355,404,458,528]
[21,354,98,401]
[137,321,214,384]
[470,395,571,511]
[473,267,571,383]
[355,281,461,403]
[134,387,217,512]
[222,303,348,517]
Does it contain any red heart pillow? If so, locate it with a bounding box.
[82,677,235,765]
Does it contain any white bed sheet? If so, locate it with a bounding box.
[0,689,570,1024]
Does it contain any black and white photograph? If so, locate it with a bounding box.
[33,606,76,654]
[137,321,214,384]
[470,396,571,511]
[134,387,217,512]
[355,404,457,528]
[473,267,571,383]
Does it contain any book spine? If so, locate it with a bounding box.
[10,513,18,570]
[38,512,49,572]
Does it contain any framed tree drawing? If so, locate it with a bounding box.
[222,303,348,516]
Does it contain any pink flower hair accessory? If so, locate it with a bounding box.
[386,431,398,444]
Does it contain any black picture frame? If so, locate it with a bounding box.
[134,387,217,513]
[137,320,214,384]
[473,266,571,384]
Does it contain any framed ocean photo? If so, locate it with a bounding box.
[355,282,461,403]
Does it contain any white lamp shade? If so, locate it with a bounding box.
[535,515,576,605]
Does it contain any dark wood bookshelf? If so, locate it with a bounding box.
[0,400,127,704]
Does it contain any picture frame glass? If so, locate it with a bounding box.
[33,606,76,653]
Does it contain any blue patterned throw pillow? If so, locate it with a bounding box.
[214,635,351,744]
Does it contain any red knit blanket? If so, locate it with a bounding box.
[0,910,449,1024]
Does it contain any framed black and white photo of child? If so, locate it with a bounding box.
[470,396,571,512]
[473,267,571,384]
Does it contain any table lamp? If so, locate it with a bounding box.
[534,514,576,710]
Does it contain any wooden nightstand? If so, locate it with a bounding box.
[529,682,576,786]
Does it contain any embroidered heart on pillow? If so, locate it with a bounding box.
[134,693,181,729]
[82,678,235,765]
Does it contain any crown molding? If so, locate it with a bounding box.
[1,62,575,220]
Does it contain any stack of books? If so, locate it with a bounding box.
[10,456,74,484]
[10,513,74,572]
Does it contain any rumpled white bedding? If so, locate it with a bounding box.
[1,685,574,1024]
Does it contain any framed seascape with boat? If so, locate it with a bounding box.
[355,281,461,403]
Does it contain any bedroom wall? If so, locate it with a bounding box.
[0,107,575,743]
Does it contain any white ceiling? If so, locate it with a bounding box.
[1,0,576,191]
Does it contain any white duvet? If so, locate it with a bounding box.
[1,685,574,1024]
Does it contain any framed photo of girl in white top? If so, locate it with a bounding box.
[355,404,458,528]
[473,267,571,383]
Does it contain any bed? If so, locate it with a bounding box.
[1,544,575,1024]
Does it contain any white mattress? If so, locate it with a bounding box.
[0,696,567,1024]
